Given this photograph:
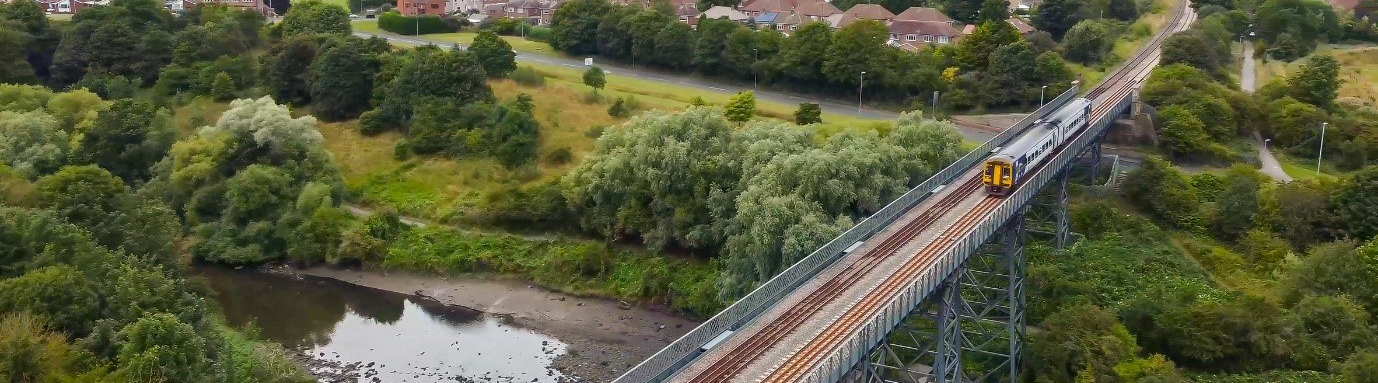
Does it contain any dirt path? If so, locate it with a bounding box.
[298,267,699,382]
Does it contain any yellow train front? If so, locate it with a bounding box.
[981,98,1092,196]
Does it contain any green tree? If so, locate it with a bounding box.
[1122,158,1201,228]
[264,35,319,105]
[823,20,887,87]
[1343,352,1378,383]
[1273,180,1337,248]
[1295,295,1376,359]
[956,18,1021,70]
[1027,304,1139,383]
[0,23,35,84]
[1335,166,1378,240]
[1211,172,1260,240]
[1285,240,1378,321]
[607,97,630,118]
[469,31,516,78]
[1288,54,1341,108]
[1062,19,1115,64]
[1033,0,1088,38]
[582,66,605,91]
[722,28,757,78]
[985,41,1038,106]
[73,99,175,184]
[653,22,694,69]
[279,0,351,37]
[596,6,634,59]
[724,91,756,123]
[794,103,822,125]
[549,0,610,54]
[780,22,832,84]
[942,0,985,22]
[1264,96,1327,148]
[0,265,100,335]
[43,88,101,132]
[1108,0,1139,21]
[1157,106,1213,157]
[693,17,737,74]
[115,313,210,382]
[308,39,377,121]
[210,71,235,101]
[0,110,65,178]
[1162,31,1222,73]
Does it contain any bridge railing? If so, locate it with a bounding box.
[611,85,1081,383]
[805,90,1136,383]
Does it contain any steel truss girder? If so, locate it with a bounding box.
[848,210,1027,383]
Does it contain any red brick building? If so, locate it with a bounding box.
[398,0,446,16]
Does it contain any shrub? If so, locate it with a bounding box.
[377,11,455,35]
[393,139,411,160]
[508,66,545,87]
[581,89,603,104]
[607,97,629,118]
[545,147,573,165]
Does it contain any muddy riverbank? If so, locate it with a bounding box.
[292,266,699,382]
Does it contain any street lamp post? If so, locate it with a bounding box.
[1317,122,1328,174]
[1039,85,1048,108]
[858,71,866,112]
[932,90,939,112]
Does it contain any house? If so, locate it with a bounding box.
[893,6,951,23]
[752,10,782,28]
[1007,16,1037,34]
[699,5,751,24]
[888,19,960,49]
[774,11,803,31]
[398,0,447,15]
[35,0,107,14]
[739,0,795,16]
[191,0,276,16]
[448,0,481,13]
[496,0,559,25]
[960,17,1040,35]
[674,2,698,23]
[793,0,840,19]
[832,3,894,27]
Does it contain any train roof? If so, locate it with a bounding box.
[990,98,1091,161]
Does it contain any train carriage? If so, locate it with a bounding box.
[983,99,1092,196]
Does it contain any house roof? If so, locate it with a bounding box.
[893,6,951,22]
[740,0,796,13]
[777,10,803,24]
[1007,17,1037,34]
[674,2,698,16]
[888,20,960,37]
[793,0,841,17]
[754,10,781,22]
[700,5,750,20]
[843,3,894,20]
[823,12,846,27]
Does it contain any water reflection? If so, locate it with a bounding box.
[196,267,567,383]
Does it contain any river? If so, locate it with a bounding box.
[195,266,569,383]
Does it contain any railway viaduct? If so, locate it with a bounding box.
[614,2,1197,382]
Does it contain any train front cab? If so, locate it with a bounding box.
[983,157,1014,196]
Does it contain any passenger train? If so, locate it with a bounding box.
[983,98,1093,196]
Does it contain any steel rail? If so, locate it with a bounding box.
[684,176,982,383]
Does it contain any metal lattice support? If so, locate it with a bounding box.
[1024,171,1070,249]
[848,211,1028,383]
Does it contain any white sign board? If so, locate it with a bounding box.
[584,58,593,66]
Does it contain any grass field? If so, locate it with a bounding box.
[353,21,563,57]
[1255,44,1378,103]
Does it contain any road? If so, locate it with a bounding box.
[1241,40,1293,182]
[352,28,1000,142]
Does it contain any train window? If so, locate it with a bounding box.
[985,166,993,176]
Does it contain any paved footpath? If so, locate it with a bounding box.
[1242,40,1293,182]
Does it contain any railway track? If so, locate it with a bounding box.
[1085,0,1192,100]
[679,3,1195,382]
[753,3,1196,382]
[682,176,983,383]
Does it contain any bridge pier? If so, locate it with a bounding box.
[850,210,1028,383]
